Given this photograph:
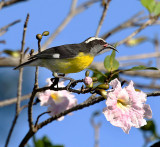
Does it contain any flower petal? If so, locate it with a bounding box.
[103,79,152,134]
[39,80,77,121]
[143,104,152,119]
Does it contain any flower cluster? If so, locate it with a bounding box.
[38,78,77,121]
[39,77,152,133]
[103,78,152,134]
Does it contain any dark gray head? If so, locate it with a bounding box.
[82,37,118,56]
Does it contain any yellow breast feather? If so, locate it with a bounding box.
[42,52,94,73]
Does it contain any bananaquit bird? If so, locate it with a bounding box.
[14,37,117,73]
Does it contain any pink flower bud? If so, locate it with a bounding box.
[84,77,93,88]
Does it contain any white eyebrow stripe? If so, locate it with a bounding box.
[85,37,105,43]
[52,53,60,58]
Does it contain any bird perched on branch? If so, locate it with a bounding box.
[14,37,118,74]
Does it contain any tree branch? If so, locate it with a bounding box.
[5,14,29,147]
[147,91,160,97]
[135,83,160,90]
[100,11,145,39]
[41,0,100,50]
[35,111,51,127]
[95,0,111,37]
[117,17,158,46]
[121,70,160,78]
[0,19,21,36]
[0,0,28,10]
[117,52,160,61]
[0,93,31,107]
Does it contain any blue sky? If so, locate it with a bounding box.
[0,0,160,147]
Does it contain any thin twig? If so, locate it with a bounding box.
[154,36,160,68]
[135,83,160,90]
[27,63,39,129]
[70,0,77,12]
[90,113,101,147]
[147,91,160,97]
[0,93,31,107]
[133,21,160,26]
[121,71,160,78]
[117,17,158,46]
[4,115,19,147]
[34,67,39,89]
[41,0,99,50]
[95,0,111,37]
[100,11,145,39]
[35,111,51,127]
[17,14,29,111]
[120,62,148,67]
[34,34,42,88]
[0,40,6,44]
[35,79,92,94]
[28,90,37,130]
[28,26,42,131]
[5,14,29,147]
[41,0,77,50]
[0,19,21,36]
[117,52,160,61]
[0,0,28,10]
[20,100,40,112]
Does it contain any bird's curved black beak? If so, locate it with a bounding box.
[104,44,118,52]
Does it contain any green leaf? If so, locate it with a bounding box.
[154,2,160,16]
[104,51,119,72]
[141,0,156,13]
[141,0,148,8]
[111,49,116,58]
[104,55,111,71]
[3,50,20,58]
[89,68,107,77]
[126,65,158,71]
[140,120,155,132]
[92,72,106,83]
[147,0,156,13]
[125,37,147,47]
[35,140,44,147]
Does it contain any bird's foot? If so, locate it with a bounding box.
[51,72,65,88]
[50,77,59,88]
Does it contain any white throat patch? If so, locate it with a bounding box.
[85,37,105,43]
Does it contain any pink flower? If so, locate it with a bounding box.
[39,78,77,121]
[103,78,152,134]
[83,77,93,88]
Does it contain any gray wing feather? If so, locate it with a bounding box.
[30,44,82,60]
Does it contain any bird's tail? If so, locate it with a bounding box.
[14,58,37,70]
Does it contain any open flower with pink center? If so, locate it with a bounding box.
[103,78,152,134]
[38,78,77,121]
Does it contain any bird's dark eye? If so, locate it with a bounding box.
[100,40,105,45]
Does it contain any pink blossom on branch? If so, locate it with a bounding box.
[103,78,152,134]
[38,78,77,121]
